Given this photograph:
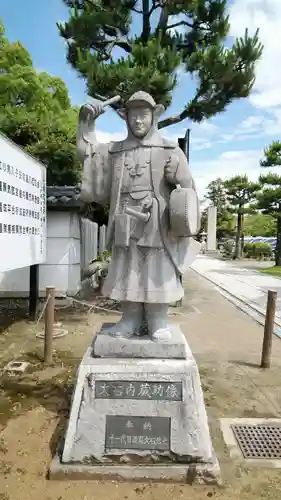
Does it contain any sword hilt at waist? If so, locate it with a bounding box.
[124,206,150,222]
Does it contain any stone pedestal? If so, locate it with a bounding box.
[207,205,217,252]
[49,325,220,483]
[93,323,189,359]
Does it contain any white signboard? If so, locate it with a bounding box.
[0,133,46,272]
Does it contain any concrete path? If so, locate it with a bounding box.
[191,255,281,338]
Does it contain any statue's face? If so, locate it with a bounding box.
[127,106,153,138]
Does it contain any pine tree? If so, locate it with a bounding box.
[258,141,281,266]
[223,175,260,259]
[206,178,226,210]
[58,0,263,129]
[205,178,235,239]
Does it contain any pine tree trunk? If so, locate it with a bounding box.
[233,211,242,259]
[240,213,244,255]
[275,215,281,266]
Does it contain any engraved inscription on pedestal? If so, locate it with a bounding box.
[94,380,182,401]
[105,415,170,451]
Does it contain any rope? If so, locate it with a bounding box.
[36,293,50,324]
[0,294,54,378]
[0,288,189,377]
[64,295,121,315]
[36,322,69,340]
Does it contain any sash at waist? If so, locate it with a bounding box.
[121,186,153,194]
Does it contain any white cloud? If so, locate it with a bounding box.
[192,121,218,135]
[220,133,235,142]
[200,122,218,133]
[192,141,212,151]
[191,148,281,199]
[240,115,264,130]
[96,130,126,143]
[229,0,281,109]
[217,109,281,145]
[176,120,218,149]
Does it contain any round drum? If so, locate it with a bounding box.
[169,185,200,237]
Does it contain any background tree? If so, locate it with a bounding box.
[59,0,263,129]
[223,175,260,259]
[199,208,207,235]
[260,141,281,168]
[205,178,235,239]
[206,178,226,210]
[257,141,281,265]
[243,213,276,238]
[0,19,81,186]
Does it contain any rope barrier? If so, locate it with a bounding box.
[0,288,189,377]
[36,293,50,324]
[36,294,69,339]
[0,293,51,378]
[64,295,121,315]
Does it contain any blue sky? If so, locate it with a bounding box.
[2,0,281,198]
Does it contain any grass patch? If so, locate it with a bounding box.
[259,266,281,278]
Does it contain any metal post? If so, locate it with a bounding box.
[44,286,55,364]
[29,264,39,320]
[261,290,277,369]
[185,128,191,163]
[176,128,191,307]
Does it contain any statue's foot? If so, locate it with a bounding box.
[151,327,172,342]
[145,303,170,342]
[102,301,144,339]
[102,320,137,339]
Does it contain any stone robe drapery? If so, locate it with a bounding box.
[80,136,201,303]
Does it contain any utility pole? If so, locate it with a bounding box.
[177,128,191,307]
[178,128,190,162]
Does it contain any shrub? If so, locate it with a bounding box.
[222,239,234,257]
[244,242,272,259]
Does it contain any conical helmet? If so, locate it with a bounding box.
[125,91,156,109]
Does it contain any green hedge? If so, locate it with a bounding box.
[223,240,234,256]
[243,242,272,259]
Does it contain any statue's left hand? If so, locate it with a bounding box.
[141,198,153,212]
[164,154,179,183]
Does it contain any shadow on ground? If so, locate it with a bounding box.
[0,299,29,334]
[0,349,79,433]
[229,360,261,369]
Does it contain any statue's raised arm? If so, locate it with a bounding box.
[77,96,121,204]
[77,96,120,159]
[76,102,103,160]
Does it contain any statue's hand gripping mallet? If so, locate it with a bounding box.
[124,205,152,222]
[79,95,121,144]
[86,95,121,120]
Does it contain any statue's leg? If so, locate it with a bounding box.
[144,303,171,342]
[102,301,144,338]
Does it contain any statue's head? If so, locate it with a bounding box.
[118,91,164,139]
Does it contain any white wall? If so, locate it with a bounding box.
[0,211,81,297]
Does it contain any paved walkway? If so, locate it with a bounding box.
[191,255,281,338]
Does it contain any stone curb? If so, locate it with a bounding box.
[190,264,281,340]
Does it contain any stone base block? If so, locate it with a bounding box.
[55,331,220,483]
[93,323,188,359]
[49,452,221,484]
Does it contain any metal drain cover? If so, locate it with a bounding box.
[231,423,281,459]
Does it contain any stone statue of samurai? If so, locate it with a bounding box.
[77,91,201,342]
